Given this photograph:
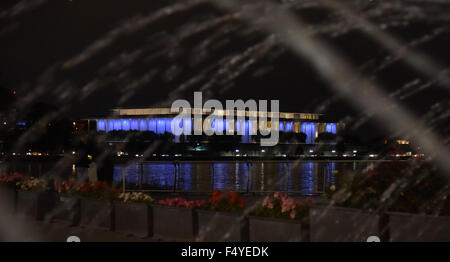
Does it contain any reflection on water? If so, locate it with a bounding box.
[0,160,374,194]
[112,161,362,194]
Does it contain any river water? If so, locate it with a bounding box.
[1,160,378,194]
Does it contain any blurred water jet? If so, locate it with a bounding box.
[212,0,450,174]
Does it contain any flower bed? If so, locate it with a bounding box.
[15,177,55,221]
[153,197,205,240]
[0,173,26,214]
[249,192,312,242]
[114,192,155,237]
[76,181,121,230]
[387,212,450,242]
[321,161,449,241]
[49,179,80,226]
[197,190,248,242]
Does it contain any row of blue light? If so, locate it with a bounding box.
[301,122,316,144]
[97,118,337,144]
[97,118,256,135]
[97,118,187,135]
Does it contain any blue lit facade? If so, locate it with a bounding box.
[91,108,339,144]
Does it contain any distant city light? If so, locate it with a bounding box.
[353,150,357,153]
[235,149,240,153]
[309,149,313,153]
[331,150,336,153]
[261,149,265,153]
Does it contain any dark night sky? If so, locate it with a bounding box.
[0,0,449,141]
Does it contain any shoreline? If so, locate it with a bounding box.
[0,156,416,163]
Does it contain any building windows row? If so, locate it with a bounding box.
[96,118,337,144]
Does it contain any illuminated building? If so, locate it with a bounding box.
[87,108,341,144]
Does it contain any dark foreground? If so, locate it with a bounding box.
[1,215,157,242]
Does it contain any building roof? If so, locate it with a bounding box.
[111,108,322,120]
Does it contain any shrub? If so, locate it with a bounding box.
[0,172,26,189]
[326,161,450,216]
[118,192,155,204]
[16,177,49,192]
[54,178,78,197]
[75,181,121,200]
[158,197,206,209]
[254,192,313,220]
[203,190,246,213]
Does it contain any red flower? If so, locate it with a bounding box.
[93,181,101,190]
[212,190,221,198]
[79,182,90,193]
[206,190,246,211]
[238,197,245,209]
[0,172,26,183]
[229,192,239,205]
[210,190,222,205]
[159,197,206,208]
